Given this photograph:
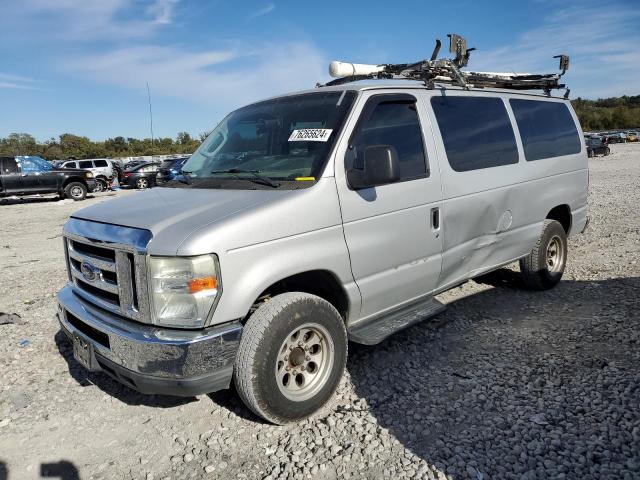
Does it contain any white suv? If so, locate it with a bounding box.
[60,159,114,192]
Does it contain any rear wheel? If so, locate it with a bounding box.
[520,219,567,290]
[94,178,107,192]
[604,147,610,156]
[234,292,347,424]
[64,182,87,201]
[136,177,149,189]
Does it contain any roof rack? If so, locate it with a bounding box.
[318,34,571,99]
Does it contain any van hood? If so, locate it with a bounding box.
[71,187,292,254]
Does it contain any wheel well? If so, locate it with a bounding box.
[251,270,349,321]
[546,204,572,234]
[62,177,87,189]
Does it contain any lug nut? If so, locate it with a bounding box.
[298,341,303,347]
[285,366,290,371]
[305,355,310,361]
[301,365,306,371]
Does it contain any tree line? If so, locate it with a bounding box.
[0,131,207,160]
[1,94,638,159]
[571,95,640,132]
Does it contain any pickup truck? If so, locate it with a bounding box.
[0,155,96,201]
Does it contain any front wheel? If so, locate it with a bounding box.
[64,182,87,201]
[136,177,149,189]
[234,292,347,424]
[604,147,610,156]
[519,219,567,290]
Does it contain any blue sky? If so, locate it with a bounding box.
[1,0,639,141]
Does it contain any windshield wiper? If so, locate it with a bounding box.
[177,169,193,185]
[210,169,280,188]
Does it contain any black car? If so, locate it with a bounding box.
[0,155,96,201]
[122,162,161,189]
[585,137,610,157]
[156,156,189,185]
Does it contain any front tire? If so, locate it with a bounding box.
[234,292,347,424]
[136,177,149,189]
[64,182,87,201]
[519,219,567,290]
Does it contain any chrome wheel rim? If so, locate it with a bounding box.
[137,178,148,189]
[70,186,83,198]
[275,323,334,402]
[546,235,564,272]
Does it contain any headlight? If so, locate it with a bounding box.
[149,255,221,328]
[85,172,94,178]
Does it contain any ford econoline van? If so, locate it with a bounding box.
[56,74,588,424]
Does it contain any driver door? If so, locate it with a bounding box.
[335,92,443,321]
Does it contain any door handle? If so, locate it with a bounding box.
[431,207,440,235]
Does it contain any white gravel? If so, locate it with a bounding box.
[1,144,639,480]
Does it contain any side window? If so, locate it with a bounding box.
[1,157,20,174]
[94,160,108,167]
[431,96,519,172]
[510,99,581,161]
[351,97,428,181]
[63,162,77,169]
[79,160,93,169]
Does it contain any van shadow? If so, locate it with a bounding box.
[0,194,100,206]
[0,460,80,480]
[348,274,640,478]
[54,330,194,408]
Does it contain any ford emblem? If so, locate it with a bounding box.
[80,261,97,282]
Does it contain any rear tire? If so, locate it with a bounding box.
[519,219,567,290]
[94,178,107,192]
[64,182,87,201]
[604,147,610,156]
[234,292,347,424]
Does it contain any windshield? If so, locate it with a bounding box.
[179,91,356,188]
[16,156,53,173]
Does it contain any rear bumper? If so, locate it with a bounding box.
[56,284,242,396]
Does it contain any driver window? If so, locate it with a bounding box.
[351,98,428,181]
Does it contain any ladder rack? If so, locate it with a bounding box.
[319,34,571,99]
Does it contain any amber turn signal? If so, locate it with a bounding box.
[188,276,218,294]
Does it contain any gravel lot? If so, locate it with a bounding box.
[1,144,639,480]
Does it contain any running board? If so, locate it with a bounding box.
[348,297,446,345]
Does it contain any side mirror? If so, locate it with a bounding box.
[347,145,401,189]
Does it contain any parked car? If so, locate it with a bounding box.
[122,162,161,189]
[585,136,610,157]
[60,158,115,192]
[56,72,588,424]
[1,155,96,201]
[156,156,189,184]
[123,160,147,170]
[626,131,638,142]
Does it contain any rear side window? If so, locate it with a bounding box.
[431,96,518,172]
[351,98,428,181]
[510,99,581,161]
[1,157,19,174]
[79,160,93,169]
[94,160,108,167]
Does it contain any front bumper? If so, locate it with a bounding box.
[56,284,242,396]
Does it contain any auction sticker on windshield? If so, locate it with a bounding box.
[288,129,333,142]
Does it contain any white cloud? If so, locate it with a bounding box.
[249,3,275,20]
[64,42,326,110]
[469,1,640,98]
[7,0,178,39]
[0,73,37,90]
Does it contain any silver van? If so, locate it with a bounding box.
[56,69,588,423]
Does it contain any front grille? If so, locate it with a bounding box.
[64,234,149,322]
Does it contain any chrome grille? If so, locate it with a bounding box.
[63,219,152,323]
